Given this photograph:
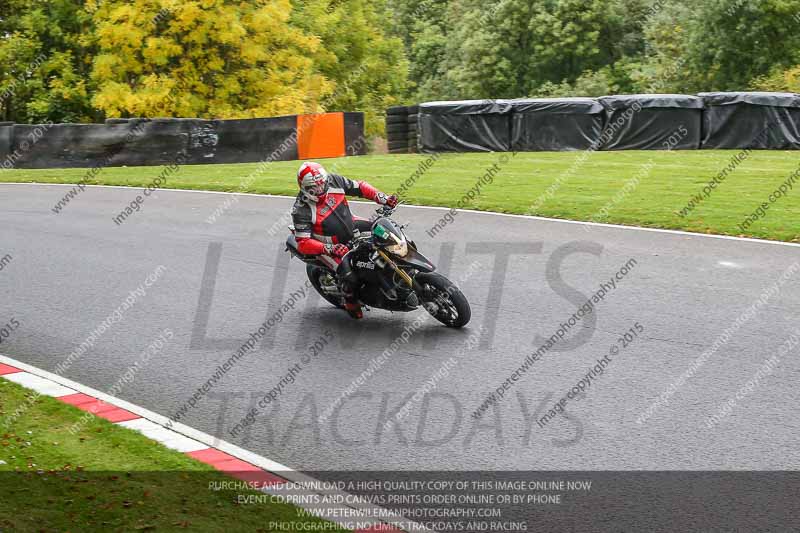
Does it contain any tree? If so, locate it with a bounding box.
[681,0,800,91]
[0,0,96,123]
[416,0,642,100]
[751,65,800,93]
[533,67,623,98]
[627,0,695,93]
[437,0,512,98]
[290,0,409,135]
[387,0,450,101]
[89,0,333,119]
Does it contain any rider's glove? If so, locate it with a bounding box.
[324,243,349,258]
[376,192,399,208]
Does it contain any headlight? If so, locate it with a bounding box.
[386,235,408,257]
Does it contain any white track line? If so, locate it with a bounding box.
[2,181,798,248]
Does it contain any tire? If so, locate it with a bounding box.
[386,105,408,115]
[386,115,407,125]
[387,123,409,134]
[387,134,408,144]
[415,272,471,328]
[408,122,418,133]
[407,105,419,115]
[307,264,344,309]
[407,113,419,124]
[407,131,418,141]
[388,140,409,150]
[389,147,409,154]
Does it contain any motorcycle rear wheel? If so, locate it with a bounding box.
[307,265,345,309]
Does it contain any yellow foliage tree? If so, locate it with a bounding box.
[751,65,800,93]
[89,0,333,118]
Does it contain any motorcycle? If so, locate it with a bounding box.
[286,204,471,328]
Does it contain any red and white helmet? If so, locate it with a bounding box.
[297,161,329,202]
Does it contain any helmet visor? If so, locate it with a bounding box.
[301,171,328,200]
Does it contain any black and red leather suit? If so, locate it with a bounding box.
[292,173,387,266]
[292,172,395,317]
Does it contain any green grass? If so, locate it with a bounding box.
[0,378,348,532]
[3,150,799,242]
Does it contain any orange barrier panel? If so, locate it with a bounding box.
[296,112,345,159]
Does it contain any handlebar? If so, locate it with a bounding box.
[349,200,404,248]
[347,227,374,250]
[375,200,402,217]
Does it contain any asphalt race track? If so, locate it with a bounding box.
[2,183,800,474]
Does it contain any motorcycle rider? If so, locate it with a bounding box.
[292,161,398,319]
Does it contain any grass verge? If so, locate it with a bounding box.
[0,377,347,532]
[1,150,798,242]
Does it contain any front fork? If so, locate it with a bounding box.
[376,249,423,292]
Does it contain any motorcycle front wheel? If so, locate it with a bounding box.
[415,272,471,328]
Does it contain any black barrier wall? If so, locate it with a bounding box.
[0,123,13,164]
[2,117,297,169]
[598,95,703,150]
[0,113,365,169]
[419,100,513,152]
[343,112,367,156]
[511,98,604,151]
[201,117,299,164]
[411,92,800,153]
[699,92,800,149]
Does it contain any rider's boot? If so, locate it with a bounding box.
[336,260,362,319]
